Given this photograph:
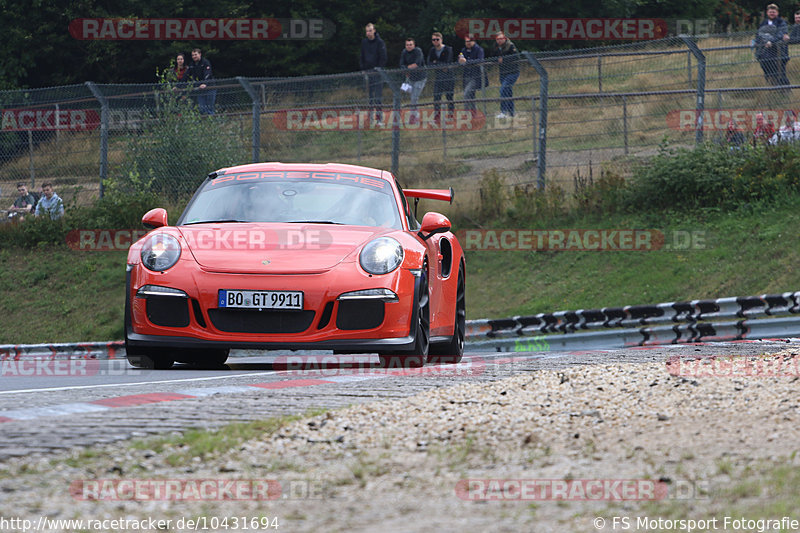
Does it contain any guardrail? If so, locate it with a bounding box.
[3,292,800,359]
[464,292,800,352]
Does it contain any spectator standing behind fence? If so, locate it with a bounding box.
[399,38,427,124]
[493,31,520,119]
[360,23,388,124]
[34,183,64,220]
[754,4,790,86]
[428,32,455,125]
[170,53,188,86]
[458,35,484,114]
[187,48,216,115]
[8,183,37,221]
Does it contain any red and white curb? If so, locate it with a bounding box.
[0,355,534,424]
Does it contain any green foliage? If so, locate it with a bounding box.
[572,165,627,215]
[0,191,160,249]
[623,140,745,210]
[624,140,800,211]
[111,71,248,202]
[509,183,567,222]
[477,169,507,220]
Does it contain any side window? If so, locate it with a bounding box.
[399,190,420,230]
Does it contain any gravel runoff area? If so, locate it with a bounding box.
[1,350,800,533]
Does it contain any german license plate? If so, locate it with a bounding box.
[218,290,303,310]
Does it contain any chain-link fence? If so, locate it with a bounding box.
[1,31,798,212]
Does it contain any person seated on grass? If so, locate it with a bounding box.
[34,182,64,220]
[753,112,775,145]
[770,110,798,143]
[725,120,746,148]
[7,183,38,221]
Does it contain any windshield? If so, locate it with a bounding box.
[179,172,402,229]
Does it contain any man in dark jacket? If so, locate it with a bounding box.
[493,31,520,118]
[754,4,790,86]
[400,38,427,124]
[360,23,388,123]
[187,48,216,115]
[458,35,485,113]
[428,32,455,123]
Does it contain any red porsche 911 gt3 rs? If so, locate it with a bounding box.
[125,162,466,369]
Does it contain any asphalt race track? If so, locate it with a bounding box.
[0,340,794,459]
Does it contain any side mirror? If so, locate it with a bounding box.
[142,208,168,229]
[418,212,451,241]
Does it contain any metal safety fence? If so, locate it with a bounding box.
[465,292,800,352]
[3,32,800,209]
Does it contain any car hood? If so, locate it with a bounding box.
[178,223,394,274]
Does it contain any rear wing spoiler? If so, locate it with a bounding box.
[403,188,454,204]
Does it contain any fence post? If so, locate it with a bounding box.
[85,81,108,199]
[687,50,692,88]
[597,55,602,93]
[623,95,628,155]
[479,63,488,117]
[681,37,706,146]
[522,52,548,190]
[28,130,35,187]
[237,77,261,163]
[377,68,401,175]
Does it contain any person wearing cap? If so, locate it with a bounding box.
[754,3,790,86]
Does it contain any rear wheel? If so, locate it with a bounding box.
[379,260,429,369]
[428,264,465,364]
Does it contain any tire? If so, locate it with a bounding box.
[126,349,175,369]
[428,264,465,364]
[185,349,230,368]
[124,290,174,369]
[379,260,429,369]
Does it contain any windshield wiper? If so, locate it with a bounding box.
[286,220,343,224]
[183,219,246,225]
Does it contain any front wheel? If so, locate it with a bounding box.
[126,349,175,369]
[428,264,465,364]
[379,260,429,369]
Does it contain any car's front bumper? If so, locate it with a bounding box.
[125,264,421,353]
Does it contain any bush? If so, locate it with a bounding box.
[110,74,248,202]
[623,140,747,210]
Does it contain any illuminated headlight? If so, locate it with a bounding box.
[141,234,181,272]
[338,288,398,301]
[359,237,404,275]
[136,285,188,298]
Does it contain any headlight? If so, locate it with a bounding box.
[141,234,181,272]
[359,237,404,275]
